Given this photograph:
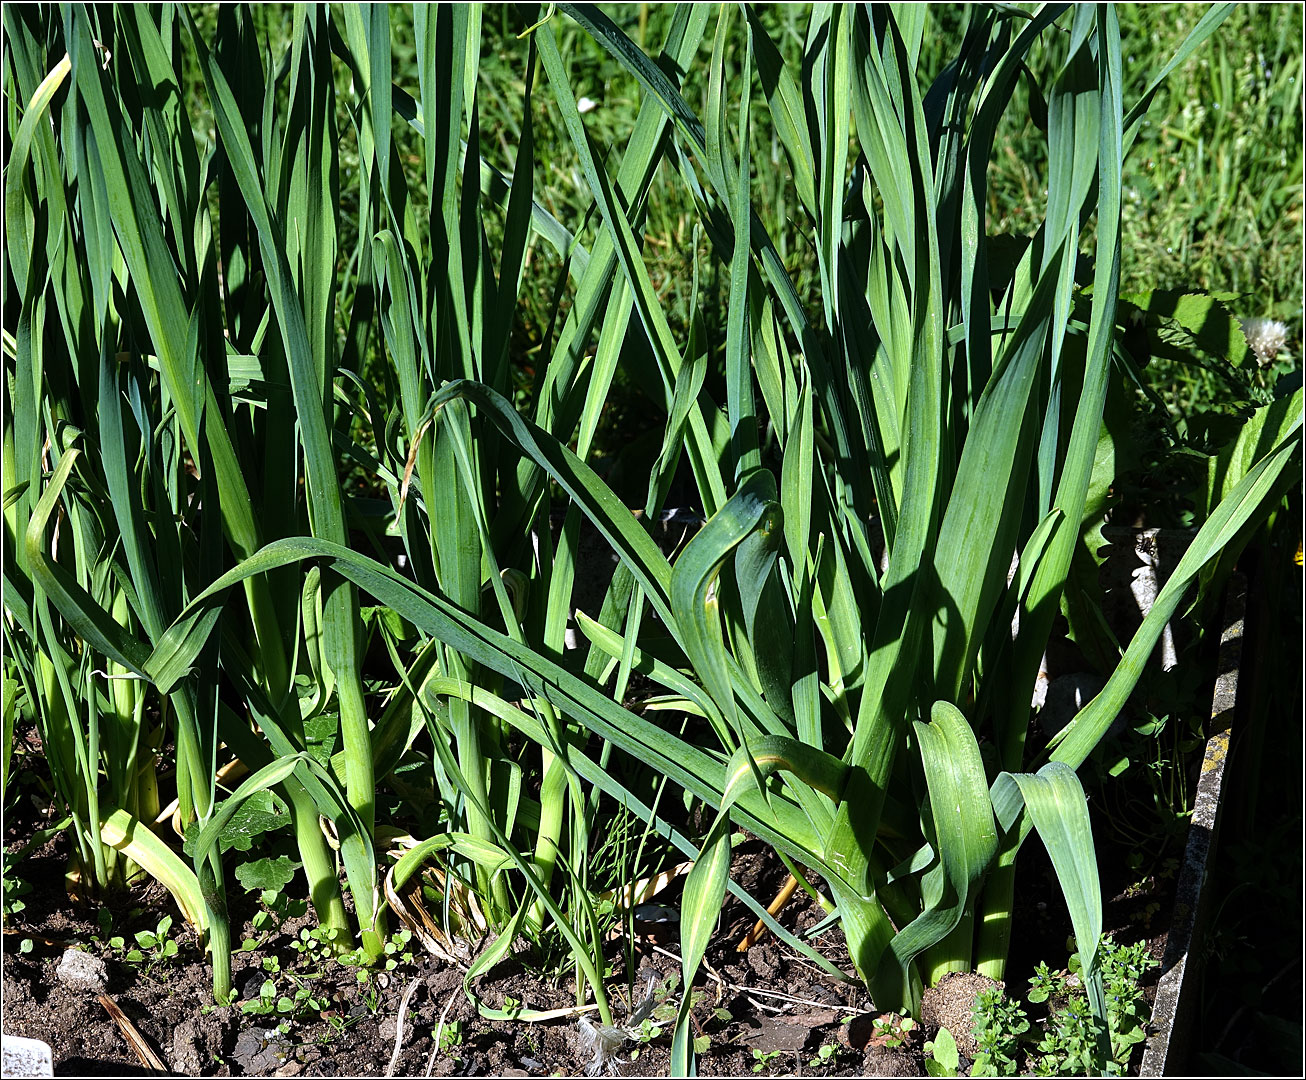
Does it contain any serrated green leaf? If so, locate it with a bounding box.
[1120,289,1251,366]
[234,855,301,894]
[182,789,292,855]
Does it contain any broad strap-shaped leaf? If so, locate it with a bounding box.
[1206,390,1303,514]
[666,699,841,1075]
[390,833,515,892]
[536,17,726,516]
[885,703,998,985]
[671,471,783,744]
[824,9,948,960]
[434,380,676,625]
[671,813,732,1077]
[719,4,759,483]
[972,5,1125,987]
[415,675,849,982]
[930,242,1069,703]
[24,450,152,676]
[555,1,843,478]
[746,8,816,217]
[994,762,1109,1063]
[574,611,725,735]
[721,734,848,839]
[183,0,377,816]
[100,807,207,934]
[4,51,70,296]
[733,502,794,726]
[1034,10,1101,516]
[144,535,828,861]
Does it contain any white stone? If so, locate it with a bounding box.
[1,1034,54,1078]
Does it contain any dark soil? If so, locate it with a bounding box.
[0,833,880,1077]
[2,809,1173,1078]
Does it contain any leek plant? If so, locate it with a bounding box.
[509,11,1299,1068]
[3,2,723,1018]
[2,451,162,898]
[5,4,385,998]
[5,6,1301,1074]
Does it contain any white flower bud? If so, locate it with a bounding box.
[1239,317,1289,366]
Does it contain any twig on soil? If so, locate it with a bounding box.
[729,985,850,1012]
[736,874,799,952]
[648,942,851,1017]
[425,987,460,1078]
[97,993,166,1072]
[780,941,859,983]
[385,975,425,1077]
[1,929,66,950]
[505,1003,605,1022]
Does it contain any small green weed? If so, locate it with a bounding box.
[238,885,309,954]
[2,857,31,922]
[436,1018,464,1058]
[99,911,181,977]
[128,915,180,964]
[751,1048,782,1072]
[808,1042,841,1069]
[924,1026,961,1077]
[971,988,1031,1077]
[239,973,328,1023]
[381,927,415,971]
[872,1014,917,1048]
[628,1017,660,1063]
[969,939,1159,1076]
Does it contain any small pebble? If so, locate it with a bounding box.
[233,1028,270,1063]
[233,1028,294,1074]
[632,903,678,925]
[55,949,107,994]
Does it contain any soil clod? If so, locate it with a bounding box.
[919,971,1004,1059]
[54,950,107,995]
